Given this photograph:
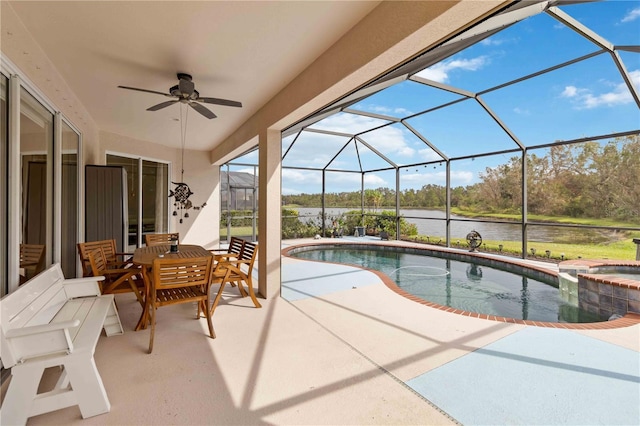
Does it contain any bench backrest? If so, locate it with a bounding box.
[1,264,68,367]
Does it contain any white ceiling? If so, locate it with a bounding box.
[8,1,380,151]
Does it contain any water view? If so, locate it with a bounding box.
[293,207,614,244]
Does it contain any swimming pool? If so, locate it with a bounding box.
[288,244,602,324]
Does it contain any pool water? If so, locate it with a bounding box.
[292,248,602,323]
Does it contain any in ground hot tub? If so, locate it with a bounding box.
[559,260,640,319]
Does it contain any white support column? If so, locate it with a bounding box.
[53,113,62,264]
[257,128,281,298]
[8,75,20,293]
[209,168,221,249]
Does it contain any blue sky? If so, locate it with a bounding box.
[231,1,640,196]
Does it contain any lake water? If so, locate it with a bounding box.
[292,207,615,244]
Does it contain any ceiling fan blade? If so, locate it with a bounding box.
[118,85,172,97]
[179,78,195,97]
[197,97,242,108]
[189,102,217,119]
[147,100,178,111]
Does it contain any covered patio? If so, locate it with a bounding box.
[1,1,639,424]
[14,238,640,425]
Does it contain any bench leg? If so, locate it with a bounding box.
[1,364,45,426]
[63,356,110,418]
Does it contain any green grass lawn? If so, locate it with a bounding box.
[220,227,254,237]
[408,235,638,261]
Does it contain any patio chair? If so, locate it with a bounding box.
[145,232,180,247]
[148,255,222,353]
[19,244,46,284]
[210,236,244,287]
[211,241,262,312]
[210,236,244,262]
[78,239,133,277]
[88,248,144,307]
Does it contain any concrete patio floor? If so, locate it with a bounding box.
[9,238,640,425]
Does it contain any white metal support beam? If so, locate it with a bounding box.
[8,75,20,293]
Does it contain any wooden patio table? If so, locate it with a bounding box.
[132,244,213,331]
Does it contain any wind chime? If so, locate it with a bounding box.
[169,105,206,223]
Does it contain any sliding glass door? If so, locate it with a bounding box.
[107,154,169,249]
[20,88,54,282]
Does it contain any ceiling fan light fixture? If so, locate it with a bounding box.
[118,73,242,119]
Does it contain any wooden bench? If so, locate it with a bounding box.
[0,264,123,425]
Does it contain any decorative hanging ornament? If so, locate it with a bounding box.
[169,105,207,223]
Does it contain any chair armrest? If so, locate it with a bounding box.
[214,253,239,261]
[103,267,139,275]
[63,276,105,297]
[64,276,106,284]
[5,319,80,339]
[223,258,251,267]
[4,320,78,364]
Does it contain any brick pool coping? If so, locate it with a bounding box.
[559,259,640,290]
[282,241,640,330]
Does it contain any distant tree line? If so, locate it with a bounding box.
[282,135,639,222]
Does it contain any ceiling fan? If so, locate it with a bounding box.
[118,73,242,119]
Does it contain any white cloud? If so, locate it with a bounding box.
[281,169,321,184]
[418,147,442,162]
[621,7,640,23]
[363,174,387,187]
[312,112,387,134]
[393,107,413,116]
[326,171,388,191]
[315,113,417,159]
[282,186,302,195]
[415,55,489,83]
[235,167,258,176]
[480,37,503,46]
[400,171,445,186]
[283,131,350,168]
[396,169,473,189]
[560,70,640,109]
[561,85,580,98]
[450,170,475,186]
[513,107,530,116]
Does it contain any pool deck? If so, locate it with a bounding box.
[12,237,639,425]
[281,237,640,425]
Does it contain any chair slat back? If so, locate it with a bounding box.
[20,244,46,275]
[77,240,117,276]
[240,241,258,274]
[228,237,244,256]
[87,248,108,276]
[152,256,212,290]
[145,233,179,247]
